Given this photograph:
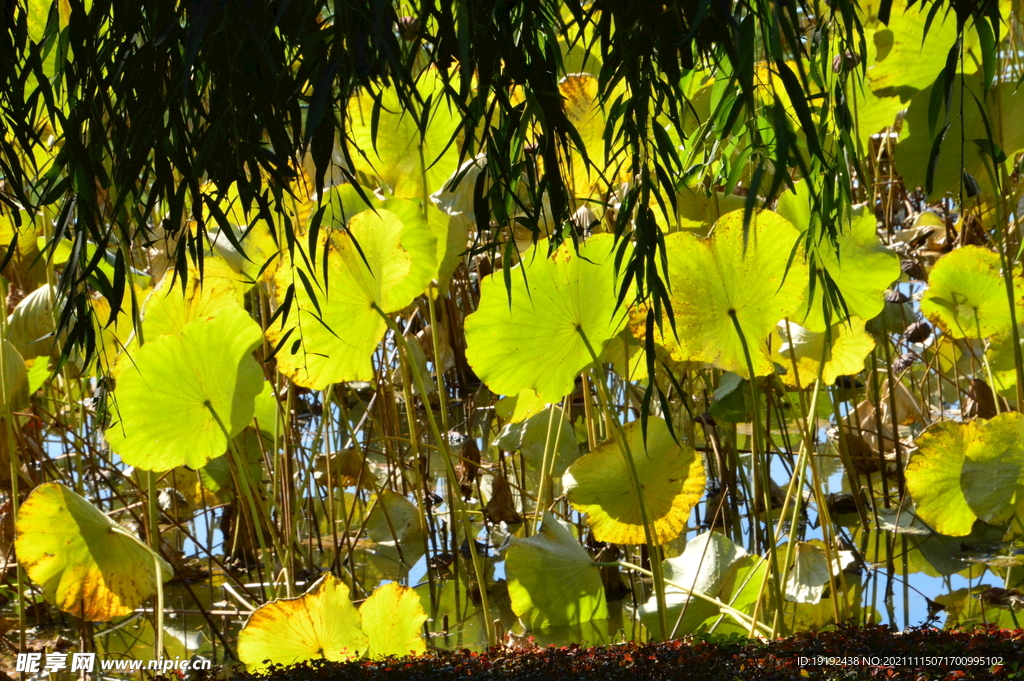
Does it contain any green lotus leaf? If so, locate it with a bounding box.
[465,233,631,402]
[921,246,1020,339]
[105,306,264,471]
[638,531,747,636]
[779,197,899,331]
[495,389,549,424]
[961,412,1024,525]
[783,540,855,604]
[659,210,807,377]
[599,328,649,382]
[494,405,580,476]
[505,512,607,629]
[563,417,705,544]
[14,482,172,621]
[359,582,427,658]
[774,318,875,387]
[905,420,981,537]
[140,257,245,341]
[269,207,434,389]
[237,574,368,671]
[6,284,59,361]
[987,329,1023,395]
[0,339,29,414]
[252,380,282,440]
[348,69,460,197]
[897,74,1024,197]
[365,490,424,546]
[846,75,905,151]
[866,0,971,92]
[114,255,246,382]
[325,183,460,293]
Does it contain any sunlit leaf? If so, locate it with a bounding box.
[269,207,434,389]
[237,574,367,671]
[776,196,899,331]
[921,246,1019,339]
[348,69,460,197]
[897,75,1024,197]
[14,483,172,621]
[774,318,875,387]
[359,582,427,658]
[505,512,607,629]
[657,210,807,377]
[105,306,264,471]
[961,412,1024,525]
[866,0,971,92]
[906,420,981,537]
[465,234,631,402]
[563,417,705,544]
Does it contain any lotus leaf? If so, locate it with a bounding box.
[494,405,579,476]
[897,75,1024,197]
[774,318,875,387]
[347,69,460,198]
[866,0,972,92]
[658,210,807,377]
[105,306,264,471]
[14,482,172,621]
[0,339,28,414]
[237,574,367,670]
[638,531,747,635]
[783,540,854,604]
[269,207,434,388]
[778,196,899,331]
[359,582,427,658]
[961,412,1024,525]
[465,234,631,402]
[921,246,1019,339]
[505,512,607,629]
[905,420,981,537]
[563,417,705,544]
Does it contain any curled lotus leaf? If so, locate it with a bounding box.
[14,483,172,622]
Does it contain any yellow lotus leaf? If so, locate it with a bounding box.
[237,574,368,670]
[563,417,705,544]
[14,483,172,621]
[774,318,875,387]
[658,210,807,378]
[359,582,427,658]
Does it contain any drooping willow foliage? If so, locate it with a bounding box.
[0,0,1002,355]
